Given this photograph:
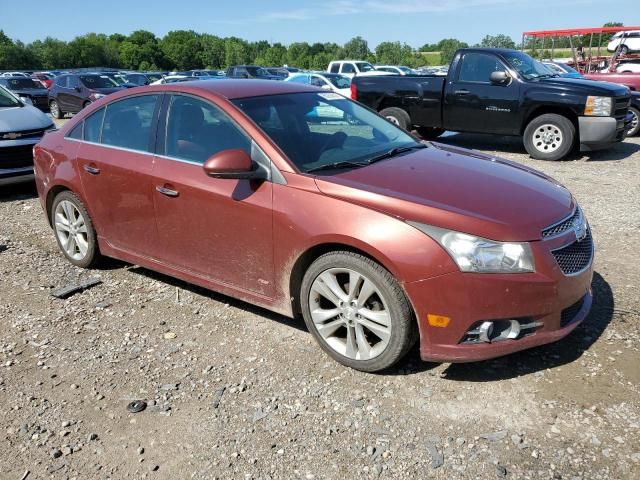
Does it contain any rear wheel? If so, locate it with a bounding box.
[379,107,410,131]
[51,191,100,268]
[415,126,445,140]
[523,114,575,161]
[627,106,640,137]
[619,45,629,55]
[300,251,417,372]
[49,100,63,119]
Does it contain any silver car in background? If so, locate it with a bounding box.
[0,85,55,186]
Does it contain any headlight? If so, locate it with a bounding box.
[584,96,612,116]
[408,222,535,273]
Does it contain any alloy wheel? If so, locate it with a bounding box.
[54,200,89,261]
[308,268,391,360]
[532,123,563,153]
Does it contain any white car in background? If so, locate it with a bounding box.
[374,65,414,75]
[150,75,190,85]
[285,72,352,97]
[607,30,640,54]
[327,60,394,78]
[616,59,640,73]
[1,72,30,78]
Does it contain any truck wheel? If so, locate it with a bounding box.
[380,107,410,131]
[523,114,575,161]
[627,106,639,137]
[415,127,445,140]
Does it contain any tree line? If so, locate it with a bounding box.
[0,23,623,72]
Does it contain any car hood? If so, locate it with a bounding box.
[538,76,629,96]
[314,143,574,242]
[0,105,52,133]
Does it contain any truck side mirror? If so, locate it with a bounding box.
[490,71,510,85]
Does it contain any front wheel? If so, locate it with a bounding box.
[300,252,417,372]
[523,114,575,161]
[627,106,640,137]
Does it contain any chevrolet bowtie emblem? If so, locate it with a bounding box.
[3,132,21,140]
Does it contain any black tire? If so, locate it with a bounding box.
[415,126,445,140]
[379,107,410,131]
[82,101,91,109]
[627,106,640,137]
[300,251,418,372]
[523,113,575,161]
[50,191,100,268]
[49,100,63,119]
[619,45,629,55]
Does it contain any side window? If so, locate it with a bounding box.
[330,63,340,73]
[458,53,505,83]
[68,76,80,88]
[67,122,83,140]
[165,95,251,164]
[56,76,68,88]
[310,76,326,87]
[84,108,105,143]
[100,95,159,152]
[341,63,355,74]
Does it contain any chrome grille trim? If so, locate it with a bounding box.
[541,207,581,239]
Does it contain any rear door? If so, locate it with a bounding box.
[55,76,72,111]
[66,76,84,113]
[151,93,274,295]
[75,94,162,257]
[444,52,521,135]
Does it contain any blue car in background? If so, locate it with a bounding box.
[542,61,583,79]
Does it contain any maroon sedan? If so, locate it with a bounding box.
[33,80,594,372]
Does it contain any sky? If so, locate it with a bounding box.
[1,0,637,47]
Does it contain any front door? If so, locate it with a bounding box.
[151,94,274,296]
[76,94,162,257]
[444,52,521,135]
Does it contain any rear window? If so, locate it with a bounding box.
[80,75,118,89]
[3,78,42,89]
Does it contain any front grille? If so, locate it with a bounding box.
[0,144,35,169]
[560,295,586,328]
[0,127,46,140]
[614,96,630,121]
[551,228,593,275]
[542,208,581,239]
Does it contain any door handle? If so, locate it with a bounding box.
[156,185,179,197]
[454,89,470,95]
[83,165,100,175]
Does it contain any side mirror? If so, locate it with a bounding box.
[490,71,510,85]
[203,149,263,180]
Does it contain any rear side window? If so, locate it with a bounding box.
[84,108,105,143]
[341,63,355,74]
[67,123,83,140]
[56,76,68,88]
[101,95,159,152]
[458,53,506,83]
[330,63,340,73]
[165,94,251,164]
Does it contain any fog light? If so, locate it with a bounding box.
[461,318,542,344]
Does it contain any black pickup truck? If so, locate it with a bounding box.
[352,48,631,160]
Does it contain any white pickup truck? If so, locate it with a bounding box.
[327,60,394,78]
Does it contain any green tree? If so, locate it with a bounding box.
[161,30,202,70]
[342,36,370,59]
[200,34,225,68]
[438,38,469,64]
[479,34,516,49]
[375,41,414,65]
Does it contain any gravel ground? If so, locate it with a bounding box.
[0,128,639,480]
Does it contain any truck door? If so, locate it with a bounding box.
[444,52,520,135]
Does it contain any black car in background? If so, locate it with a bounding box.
[0,77,49,111]
[225,65,282,80]
[48,73,124,118]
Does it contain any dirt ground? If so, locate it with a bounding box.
[1,128,639,480]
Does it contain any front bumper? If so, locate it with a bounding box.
[578,116,626,151]
[404,231,594,363]
[0,137,40,185]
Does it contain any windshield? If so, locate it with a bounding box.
[355,62,375,72]
[326,75,351,89]
[247,67,270,77]
[399,66,413,74]
[233,92,420,173]
[502,51,555,80]
[80,75,119,88]
[559,63,580,74]
[2,78,43,90]
[0,86,21,107]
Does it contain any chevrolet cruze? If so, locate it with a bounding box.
[33,81,594,372]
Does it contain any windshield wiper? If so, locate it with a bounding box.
[306,160,368,173]
[366,144,426,165]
